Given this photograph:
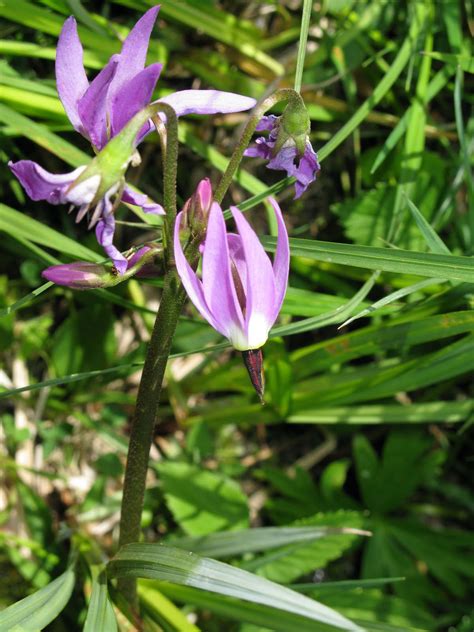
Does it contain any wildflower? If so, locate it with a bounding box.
[9,6,256,273]
[42,246,160,289]
[175,192,288,340]
[245,99,320,199]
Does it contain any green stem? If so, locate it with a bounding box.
[294,0,312,93]
[117,102,180,607]
[213,89,302,205]
[117,270,186,600]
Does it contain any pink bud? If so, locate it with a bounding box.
[182,178,213,231]
[42,262,116,289]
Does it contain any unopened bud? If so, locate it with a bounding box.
[182,178,213,232]
[43,245,162,289]
[42,262,118,289]
[274,97,310,157]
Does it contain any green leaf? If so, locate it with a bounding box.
[144,580,348,632]
[0,203,101,262]
[170,525,368,559]
[83,572,117,632]
[288,400,473,425]
[405,197,451,254]
[263,236,474,282]
[242,512,365,584]
[51,303,116,376]
[318,3,427,162]
[107,543,363,631]
[0,567,75,630]
[421,51,474,73]
[157,461,249,535]
[0,103,89,166]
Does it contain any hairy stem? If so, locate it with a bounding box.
[117,102,180,606]
[117,270,186,603]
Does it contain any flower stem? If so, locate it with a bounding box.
[294,0,312,94]
[117,269,186,602]
[117,102,180,606]
[213,88,303,205]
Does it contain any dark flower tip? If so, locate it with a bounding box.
[242,348,265,404]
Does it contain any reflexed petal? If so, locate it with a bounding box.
[111,63,162,139]
[230,207,275,334]
[8,160,86,204]
[255,114,278,132]
[95,207,127,274]
[202,203,245,338]
[122,185,165,215]
[244,136,273,160]
[173,211,220,331]
[268,197,289,319]
[294,142,321,199]
[158,90,256,117]
[107,6,160,107]
[77,56,119,149]
[55,17,89,133]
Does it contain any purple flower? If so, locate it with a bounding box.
[55,7,256,149]
[7,160,159,274]
[245,115,320,199]
[174,195,289,351]
[9,6,256,274]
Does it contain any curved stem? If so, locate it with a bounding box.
[213,89,302,205]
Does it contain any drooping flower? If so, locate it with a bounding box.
[174,194,289,352]
[245,112,320,199]
[9,6,256,273]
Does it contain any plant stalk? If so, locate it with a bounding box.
[213,88,303,204]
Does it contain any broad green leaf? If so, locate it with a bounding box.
[157,461,249,535]
[0,567,75,630]
[108,543,363,631]
[170,525,368,559]
[242,512,365,584]
[83,572,117,632]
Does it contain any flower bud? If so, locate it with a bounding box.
[182,178,213,233]
[274,97,311,157]
[42,262,118,289]
[42,245,162,289]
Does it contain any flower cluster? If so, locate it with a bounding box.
[9,6,255,272]
[245,110,320,199]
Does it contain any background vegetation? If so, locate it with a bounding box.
[0,0,473,630]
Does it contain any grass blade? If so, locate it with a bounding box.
[108,543,363,631]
